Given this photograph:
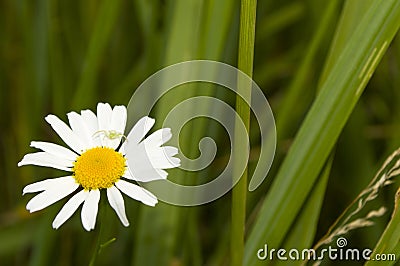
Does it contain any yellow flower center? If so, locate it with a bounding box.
[73,147,126,190]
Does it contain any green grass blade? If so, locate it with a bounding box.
[199,0,236,59]
[272,2,341,257]
[273,159,331,266]
[364,192,400,266]
[274,1,369,259]
[0,221,35,258]
[364,149,400,266]
[274,1,339,258]
[318,0,375,86]
[276,0,339,140]
[47,0,63,113]
[232,0,257,265]
[244,1,400,265]
[72,0,122,108]
[256,2,304,41]
[272,1,339,256]
[29,215,57,266]
[132,1,204,265]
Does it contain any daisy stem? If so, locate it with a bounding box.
[231,0,257,265]
[89,195,107,266]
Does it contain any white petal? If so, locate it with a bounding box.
[125,127,177,181]
[45,114,85,153]
[23,176,75,195]
[123,167,168,182]
[107,186,129,226]
[137,142,180,169]
[125,144,170,182]
[97,103,113,147]
[124,149,155,180]
[111,105,127,135]
[52,190,88,229]
[81,109,101,147]
[67,111,94,148]
[81,189,100,231]
[115,180,157,206]
[142,145,180,169]
[126,143,178,179]
[97,103,112,131]
[126,116,155,145]
[162,146,179,157]
[81,109,98,133]
[143,128,172,147]
[101,105,127,149]
[26,178,79,212]
[150,156,180,169]
[123,168,134,180]
[126,167,168,182]
[30,141,78,161]
[18,152,73,172]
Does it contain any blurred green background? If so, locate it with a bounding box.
[1,0,400,265]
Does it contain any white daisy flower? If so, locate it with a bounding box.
[18,103,180,231]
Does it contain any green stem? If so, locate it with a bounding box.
[88,195,106,266]
[231,0,257,265]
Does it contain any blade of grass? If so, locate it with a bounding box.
[276,0,339,140]
[308,0,376,253]
[232,0,257,265]
[72,0,122,108]
[244,1,400,265]
[273,156,331,266]
[132,1,204,265]
[272,2,340,260]
[47,0,68,114]
[199,0,236,60]
[365,186,400,266]
[275,1,375,258]
[256,2,304,43]
[318,0,382,250]
[318,0,375,86]
[0,221,36,258]
[181,1,237,264]
[29,213,57,266]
